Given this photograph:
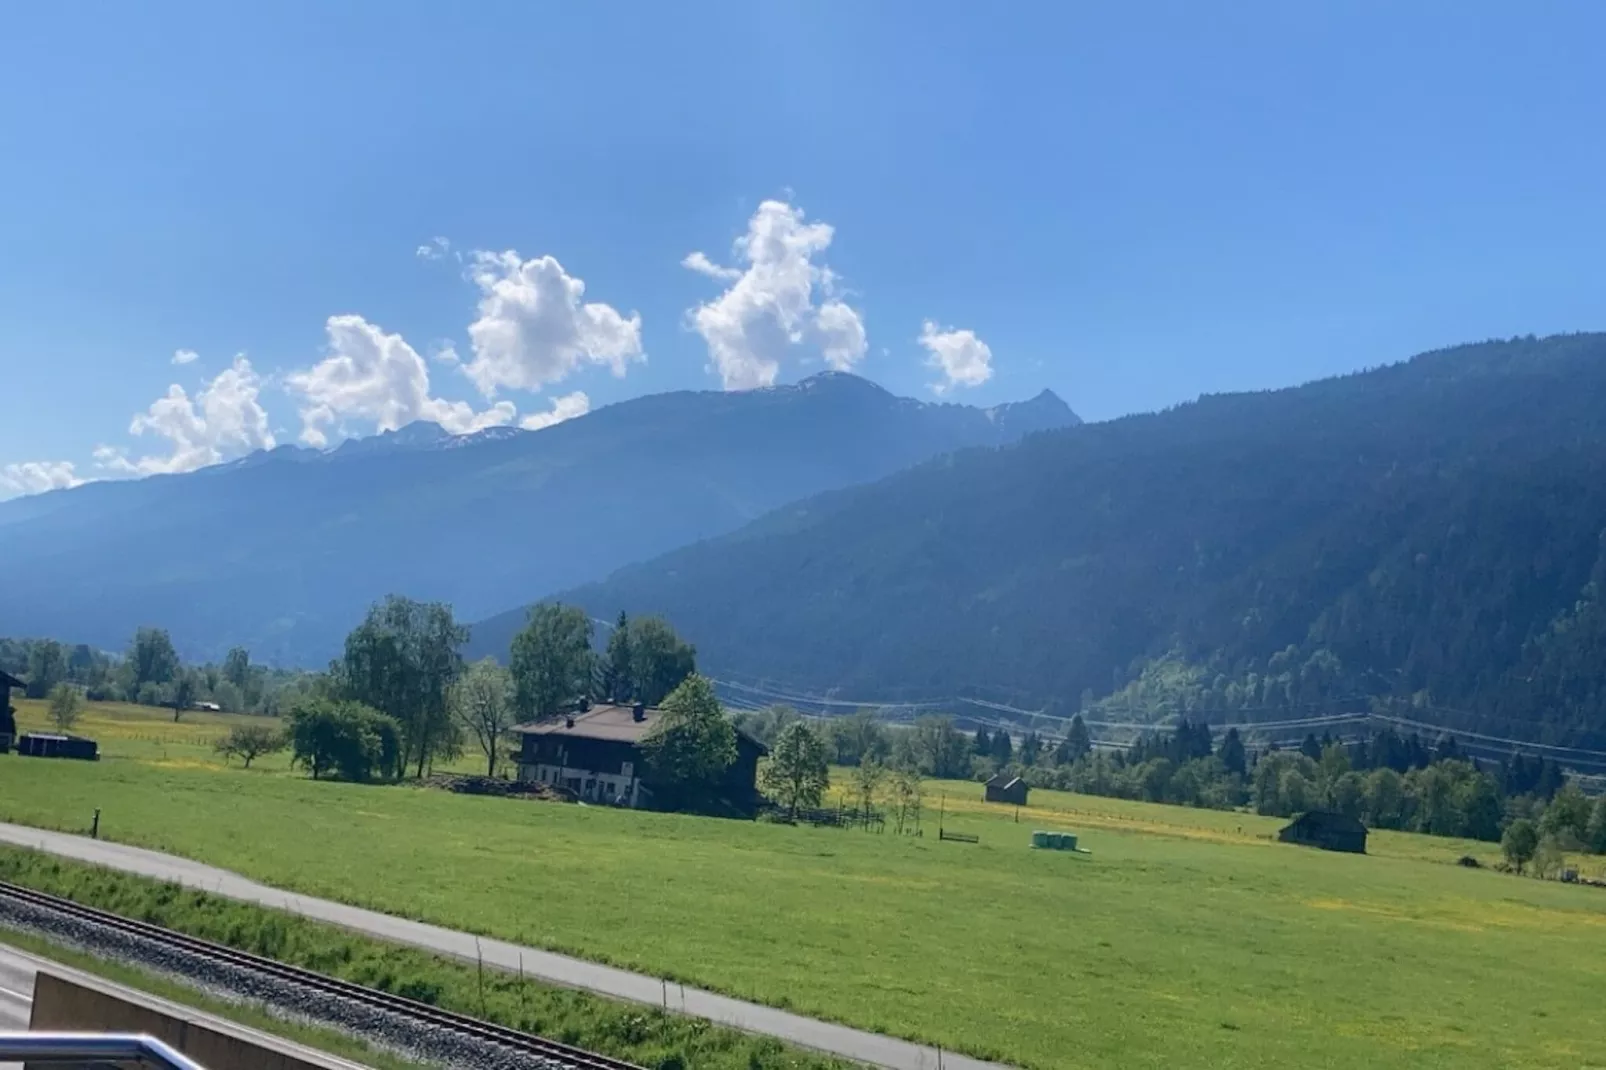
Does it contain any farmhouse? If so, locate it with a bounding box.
[0,669,20,752]
[985,772,1030,806]
[512,702,767,814]
[1278,810,1367,854]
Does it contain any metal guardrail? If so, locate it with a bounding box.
[0,1031,207,1067]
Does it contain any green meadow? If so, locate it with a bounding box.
[2,699,1605,1069]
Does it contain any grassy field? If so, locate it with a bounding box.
[3,700,1606,1069]
[0,849,842,1070]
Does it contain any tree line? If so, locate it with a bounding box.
[731,703,1606,862]
[1,630,309,720]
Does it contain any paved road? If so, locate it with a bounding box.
[0,823,1006,1070]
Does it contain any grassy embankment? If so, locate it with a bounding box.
[0,849,842,1070]
[3,698,1606,1069]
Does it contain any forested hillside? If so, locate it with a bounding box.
[555,334,1606,750]
[0,373,1075,665]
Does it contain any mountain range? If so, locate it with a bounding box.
[517,334,1606,749]
[0,373,1078,664]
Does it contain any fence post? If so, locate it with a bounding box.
[475,937,486,1017]
[90,808,100,839]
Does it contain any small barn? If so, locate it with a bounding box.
[1278,810,1367,854]
[0,669,22,753]
[984,773,1030,806]
[17,733,100,762]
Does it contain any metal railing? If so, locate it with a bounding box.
[0,1032,207,1068]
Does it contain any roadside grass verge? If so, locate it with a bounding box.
[0,845,847,1070]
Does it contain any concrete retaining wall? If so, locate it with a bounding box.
[26,967,372,1070]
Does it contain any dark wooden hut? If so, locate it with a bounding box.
[1278,810,1367,854]
[984,773,1030,806]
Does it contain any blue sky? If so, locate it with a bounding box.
[2,1,1604,495]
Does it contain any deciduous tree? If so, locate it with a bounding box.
[850,758,886,819]
[627,616,697,706]
[909,717,972,779]
[287,698,400,783]
[454,658,516,778]
[214,723,285,768]
[171,671,197,722]
[890,766,923,835]
[223,647,252,691]
[640,674,736,810]
[1502,818,1539,874]
[1539,782,1591,845]
[129,627,180,688]
[827,710,890,767]
[25,640,67,700]
[1587,795,1606,855]
[601,611,633,702]
[337,595,467,778]
[761,720,830,818]
[509,603,594,721]
[47,682,81,730]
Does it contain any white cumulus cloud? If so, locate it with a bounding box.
[463,250,643,398]
[171,348,199,366]
[520,390,591,431]
[96,356,277,475]
[919,320,994,394]
[684,200,868,390]
[0,460,83,496]
[415,236,452,261]
[288,315,516,447]
[681,251,740,281]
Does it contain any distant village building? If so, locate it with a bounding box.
[984,773,1030,806]
[1278,810,1367,854]
[0,669,21,753]
[512,702,767,815]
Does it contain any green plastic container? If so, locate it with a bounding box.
[1060,833,1078,851]
[1031,831,1051,849]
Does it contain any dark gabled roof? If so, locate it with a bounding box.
[512,704,658,744]
[511,703,769,754]
[1284,810,1366,834]
[985,773,1026,790]
[0,670,23,691]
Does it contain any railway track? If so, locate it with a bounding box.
[0,879,642,1070]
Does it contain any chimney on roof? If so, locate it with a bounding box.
[564,716,575,729]
[632,702,646,723]
[578,697,591,713]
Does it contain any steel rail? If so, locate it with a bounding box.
[0,880,642,1070]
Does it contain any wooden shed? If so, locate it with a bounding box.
[984,773,1030,806]
[1278,810,1367,854]
[17,733,100,762]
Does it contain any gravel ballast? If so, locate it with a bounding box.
[0,895,572,1070]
